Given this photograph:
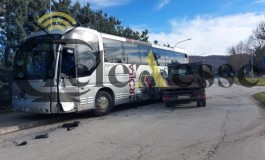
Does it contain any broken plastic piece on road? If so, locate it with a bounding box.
[12,141,27,146]
[35,133,49,139]
[61,121,80,128]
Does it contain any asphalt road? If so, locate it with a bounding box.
[1,81,265,160]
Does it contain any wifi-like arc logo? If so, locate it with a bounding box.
[38,12,76,31]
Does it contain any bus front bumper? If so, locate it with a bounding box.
[12,97,52,114]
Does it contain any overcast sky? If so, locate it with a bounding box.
[73,0,265,56]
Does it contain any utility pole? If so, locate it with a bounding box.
[251,52,254,78]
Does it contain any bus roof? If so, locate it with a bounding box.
[27,27,188,55]
[27,29,63,38]
[101,32,187,54]
[101,32,152,47]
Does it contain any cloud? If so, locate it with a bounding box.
[149,13,263,56]
[253,0,265,4]
[155,0,170,10]
[72,0,131,8]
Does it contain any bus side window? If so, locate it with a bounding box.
[165,50,174,65]
[77,44,98,77]
[176,52,185,63]
[123,43,141,64]
[152,48,166,66]
[103,38,125,63]
[140,46,151,65]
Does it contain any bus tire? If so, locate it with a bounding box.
[93,91,113,116]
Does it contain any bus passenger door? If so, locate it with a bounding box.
[58,47,79,112]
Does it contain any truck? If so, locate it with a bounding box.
[160,62,207,107]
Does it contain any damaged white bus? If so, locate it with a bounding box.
[12,27,188,116]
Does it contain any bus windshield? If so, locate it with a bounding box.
[14,35,61,80]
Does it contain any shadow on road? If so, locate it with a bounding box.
[0,99,204,129]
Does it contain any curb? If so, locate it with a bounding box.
[0,115,75,135]
[251,95,265,109]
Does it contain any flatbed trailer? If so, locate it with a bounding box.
[161,86,206,107]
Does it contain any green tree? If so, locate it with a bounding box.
[139,29,149,42]
[0,1,3,15]
[26,0,49,33]
[70,1,81,22]
[0,0,29,66]
[0,1,4,63]
[52,0,71,14]
[250,20,265,68]
[0,0,51,66]
[68,2,149,41]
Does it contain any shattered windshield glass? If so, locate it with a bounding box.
[14,35,61,80]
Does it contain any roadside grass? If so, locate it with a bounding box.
[235,77,265,86]
[253,92,265,106]
[240,77,265,107]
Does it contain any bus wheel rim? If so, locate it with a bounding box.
[97,96,109,110]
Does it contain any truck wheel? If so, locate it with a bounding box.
[93,91,113,116]
[165,101,173,107]
[197,99,206,107]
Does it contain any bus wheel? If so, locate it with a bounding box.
[93,91,113,116]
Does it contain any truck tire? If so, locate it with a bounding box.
[197,99,206,107]
[93,91,113,116]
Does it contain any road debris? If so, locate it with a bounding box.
[12,141,27,146]
[35,133,49,139]
[61,121,80,131]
